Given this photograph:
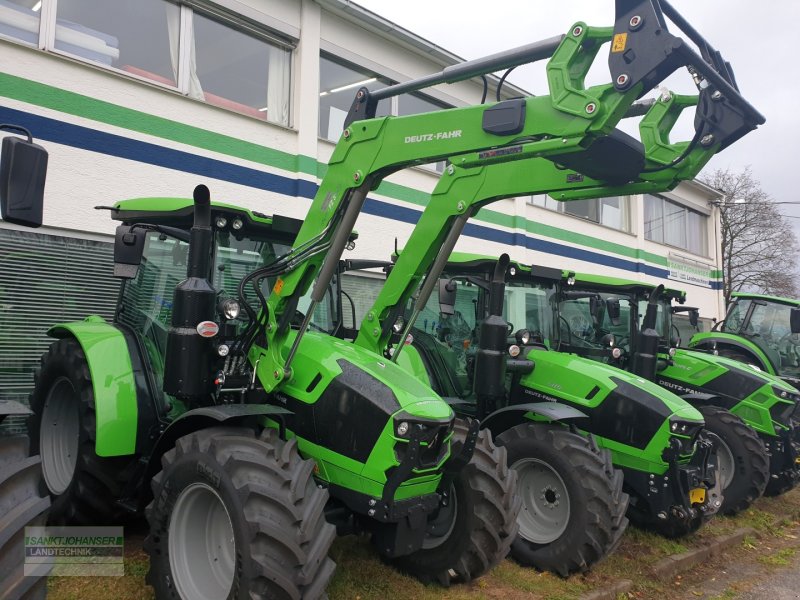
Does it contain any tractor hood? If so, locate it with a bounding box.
[522,347,703,421]
[659,349,800,430]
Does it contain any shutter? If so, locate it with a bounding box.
[0,229,120,432]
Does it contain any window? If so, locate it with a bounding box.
[0,0,41,46]
[319,54,391,141]
[193,11,291,125]
[644,194,708,256]
[2,0,293,124]
[529,194,631,233]
[54,0,178,83]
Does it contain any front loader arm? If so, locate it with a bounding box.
[353,86,757,357]
[255,1,763,391]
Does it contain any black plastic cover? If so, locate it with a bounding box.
[113,225,147,279]
[482,98,527,136]
[551,129,645,185]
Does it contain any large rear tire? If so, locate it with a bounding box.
[497,423,628,576]
[386,421,520,585]
[145,426,336,600]
[0,433,51,600]
[28,338,135,524]
[697,406,769,514]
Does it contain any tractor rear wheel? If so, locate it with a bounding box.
[497,423,628,576]
[0,433,51,599]
[698,406,769,514]
[145,426,336,600]
[385,420,520,585]
[28,338,133,524]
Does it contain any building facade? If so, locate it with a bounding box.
[0,0,724,404]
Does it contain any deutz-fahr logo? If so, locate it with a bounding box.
[404,130,463,143]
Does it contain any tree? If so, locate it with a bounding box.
[702,168,800,303]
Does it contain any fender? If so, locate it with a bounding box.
[49,317,138,457]
[480,401,588,438]
[142,404,293,485]
[689,333,774,374]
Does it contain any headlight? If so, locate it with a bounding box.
[515,329,531,345]
[611,347,623,359]
[508,344,521,357]
[215,216,228,228]
[220,298,241,320]
[217,344,230,357]
[393,316,405,333]
[668,347,677,357]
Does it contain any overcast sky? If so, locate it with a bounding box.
[356,0,800,231]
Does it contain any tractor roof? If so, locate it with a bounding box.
[731,292,800,307]
[569,272,686,301]
[109,197,303,243]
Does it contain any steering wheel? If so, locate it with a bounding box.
[568,314,593,340]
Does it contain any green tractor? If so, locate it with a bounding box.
[691,293,800,391]
[329,0,764,572]
[0,125,51,599]
[19,0,762,595]
[556,276,797,502]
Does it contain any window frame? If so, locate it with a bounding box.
[644,194,709,257]
[528,194,633,234]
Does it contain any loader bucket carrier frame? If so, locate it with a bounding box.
[251,0,763,389]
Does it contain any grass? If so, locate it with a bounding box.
[47,489,800,600]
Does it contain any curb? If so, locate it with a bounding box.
[578,527,755,599]
[650,527,755,582]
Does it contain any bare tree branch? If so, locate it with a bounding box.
[700,168,800,302]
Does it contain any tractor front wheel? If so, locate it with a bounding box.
[29,338,133,524]
[385,420,520,585]
[145,426,336,600]
[497,423,628,576]
[698,406,769,514]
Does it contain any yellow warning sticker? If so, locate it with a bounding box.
[689,487,706,505]
[273,278,285,294]
[611,33,628,53]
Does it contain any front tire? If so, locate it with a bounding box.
[0,434,51,599]
[497,423,628,576]
[386,421,520,585]
[145,426,336,600]
[697,406,769,514]
[29,338,134,524]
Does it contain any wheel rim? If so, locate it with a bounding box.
[40,377,81,495]
[513,458,571,544]
[168,482,236,600]
[707,432,736,490]
[421,483,458,550]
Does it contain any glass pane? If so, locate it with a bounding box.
[54,0,178,86]
[0,0,40,46]
[562,198,598,222]
[644,194,664,243]
[193,12,291,125]
[723,299,750,332]
[340,274,383,329]
[600,196,626,231]
[686,210,707,256]
[319,54,391,141]
[116,232,189,391]
[663,200,686,248]
[529,194,559,210]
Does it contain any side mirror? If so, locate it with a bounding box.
[606,298,621,326]
[689,309,699,327]
[113,225,147,279]
[438,278,456,315]
[0,126,48,228]
[791,308,800,334]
